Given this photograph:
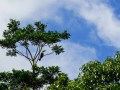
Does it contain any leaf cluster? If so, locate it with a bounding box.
[48,51,120,90]
[0,66,60,90]
[0,19,70,57]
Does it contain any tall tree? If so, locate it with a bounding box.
[0,19,70,90]
[78,51,120,90]
[0,66,61,90]
[48,51,120,90]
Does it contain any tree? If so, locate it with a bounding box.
[0,19,70,90]
[77,51,120,90]
[0,66,61,90]
[47,73,70,90]
[48,51,120,90]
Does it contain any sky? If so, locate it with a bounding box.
[0,0,120,79]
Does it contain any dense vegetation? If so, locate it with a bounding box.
[0,19,120,90]
[0,19,70,90]
[48,51,120,90]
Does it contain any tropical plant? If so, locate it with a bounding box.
[0,19,70,90]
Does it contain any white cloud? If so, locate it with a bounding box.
[0,0,62,21]
[64,0,120,49]
[0,0,63,38]
[0,0,99,79]
[39,42,97,79]
[0,48,31,72]
[1,0,120,49]
[0,42,97,79]
[2,0,119,79]
[0,0,40,72]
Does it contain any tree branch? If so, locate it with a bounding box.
[18,41,33,63]
[34,46,39,59]
[25,46,33,60]
[44,52,54,56]
[36,52,54,64]
[34,43,46,60]
[16,49,32,66]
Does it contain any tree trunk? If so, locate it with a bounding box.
[32,60,36,90]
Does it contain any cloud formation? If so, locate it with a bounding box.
[2,0,120,79]
[64,0,120,49]
[1,0,120,79]
[0,49,31,72]
[39,42,97,79]
[0,0,63,37]
[1,0,120,50]
[0,0,60,72]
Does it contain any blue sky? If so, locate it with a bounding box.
[0,0,120,79]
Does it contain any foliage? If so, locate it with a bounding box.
[47,73,69,90]
[0,66,61,90]
[0,19,70,90]
[48,51,120,90]
[3,19,120,90]
[78,51,120,90]
[0,19,70,66]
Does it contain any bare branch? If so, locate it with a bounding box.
[26,46,33,60]
[16,50,32,66]
[35,52,54,64]
[18,41,33,61]
[26,48,28,57]
[44,52,54,56]
[34,46,39,59]
[34,42,46,60]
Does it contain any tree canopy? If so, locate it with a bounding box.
[48,51,120,90]
[0,66,61,90]
[0,19,70,66]
[1,19,120,90]
[0,19,70,90]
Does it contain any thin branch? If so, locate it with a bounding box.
[34,43,46,60]
[34,43,46,64]
[25,40,29,58]
[35,52,54,64]
[26,48,28,57]
[26,46,33,60]
[16,50,32,66]
[18,41,33,60]
[16,50,29,59]
[34,45,41,60]
[34,46,39,59]
[44,52,54,56]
